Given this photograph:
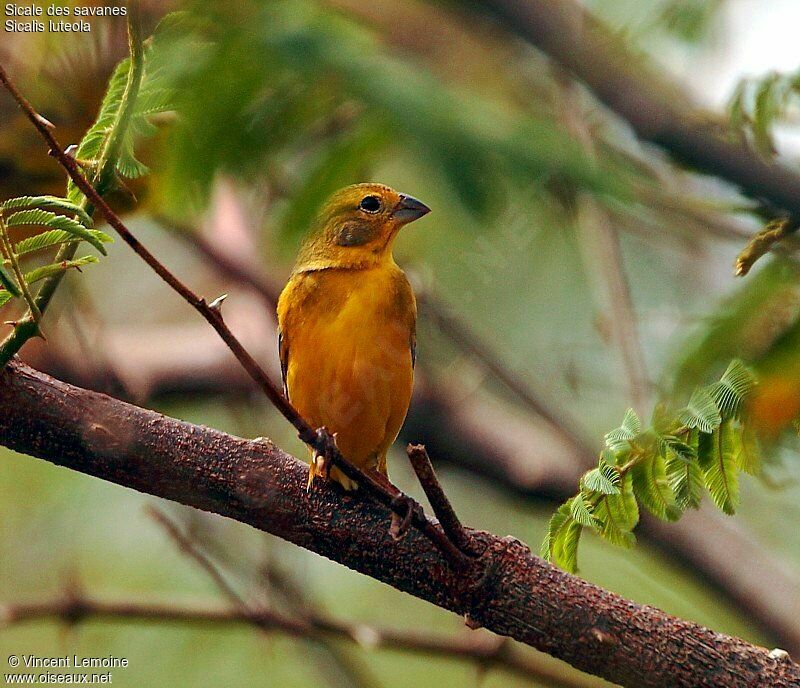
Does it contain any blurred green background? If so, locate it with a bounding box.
[2,0,800,686]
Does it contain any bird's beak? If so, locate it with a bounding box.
[392,194,431,224]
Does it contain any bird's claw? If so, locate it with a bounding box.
[389,495,424,541]
[306,428,339,493]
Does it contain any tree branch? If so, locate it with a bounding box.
[1,360,798,688]
[476,0,800,223]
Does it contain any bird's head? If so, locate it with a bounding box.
[294,183,430,272]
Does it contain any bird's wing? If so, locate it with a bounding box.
[278,330,289,398]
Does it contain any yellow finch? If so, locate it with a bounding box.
[277,183,430,489]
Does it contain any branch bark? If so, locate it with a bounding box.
[476,0,800,222]
[1,360,798,688]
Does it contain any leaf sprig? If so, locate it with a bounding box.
[0,196,112,310]
[542,360,758,573]
[729,69,800,158]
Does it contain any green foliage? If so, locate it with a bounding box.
[542,361,758,573]
[656,0,723,43]
[0,197,112,310]
[729,69,800,157]
[0,257,100,308]
[66,16,175,204]
[152,0,631,225]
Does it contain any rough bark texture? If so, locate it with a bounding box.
[478,0,800,221]
[1,361,799,687]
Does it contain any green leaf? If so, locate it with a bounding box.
[541,501,582,573]
[666,447,704,510]
[679,386,722,433]
[707,360,757,420]
[66,38,173,202]
[0,290,12,308]
[736,426,761,476]
[1,196,94,228]
[0,261,21,298]
[698,421,740,515]
[594,473,638,548]
[753,72,782,157]
[605,408,642,453]
[14,229,113,257]
[67,58,132,204]
[20,255,100,286]
[660,434,697,463]
[5,209,107,256]
[581,463,620,495]
[631,453,681,521]
[570,494,601,529]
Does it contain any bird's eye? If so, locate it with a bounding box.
[359,195,381,213]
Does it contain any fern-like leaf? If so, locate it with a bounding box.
[541,501,582,573]
[736,426,761,476]
[20,256,100,286]
[14,229,113,257]
[581,461,621,495]
[570,493,602,529]
[679,386,722,433]
[698,421,740,515]
[5,209,107,255]
[605,408,642,453]
[666,450,704,510]
[631,453,681,521]
[707,359,757,420]
[594,473,638,549]
[1,196,94,228]
[66,39,175,203]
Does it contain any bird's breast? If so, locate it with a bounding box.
[279,265,416,465]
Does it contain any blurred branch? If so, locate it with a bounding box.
[477,0,800,224]
[2,360,798,687]
[559,78,651,414]
[147,506,380,688]
[148,507,592,688]
[0,592,603,688]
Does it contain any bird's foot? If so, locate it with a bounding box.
[389,494,424,541]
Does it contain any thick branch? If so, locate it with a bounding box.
[477,0,800,222]
[1,361,797,688]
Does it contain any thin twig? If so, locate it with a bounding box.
[147,507,253,610]
[406,444,473,553]
[0,63,470,571]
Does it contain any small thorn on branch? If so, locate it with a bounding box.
[208,293,228,313]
